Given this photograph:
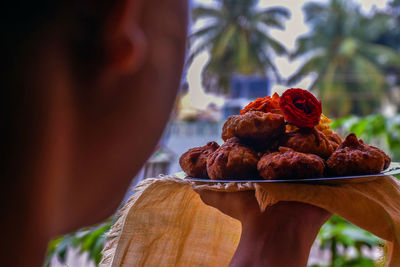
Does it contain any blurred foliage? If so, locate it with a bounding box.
[375,0,400,51]
[289,0,400,117]
[373,0,400,113]
[189,0,290,94]
[43,220,112,267]
[331,114,400,161]
[311,215,381,267]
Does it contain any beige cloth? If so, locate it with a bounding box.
[101,175,400,267]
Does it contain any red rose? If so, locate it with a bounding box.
[279,88,322,128]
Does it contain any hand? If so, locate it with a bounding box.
[196,190,332,267]
[196,190,262,221]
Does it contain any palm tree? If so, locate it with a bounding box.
[373,0,400,113]
[289,0,400,117]
[189,0,290,95]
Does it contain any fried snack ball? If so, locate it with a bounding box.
[257,147,325,180]
[286,114,342,147]
[280,128,341,159]
[179,141,220,178]
[221,111,285,143]
[328,131,342,147]
[326,133,391,176]
[206,138,259,180]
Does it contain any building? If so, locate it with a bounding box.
[222,75,271,119]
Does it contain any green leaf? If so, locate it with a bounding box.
[43,236,64,267]
[44,221,113,266]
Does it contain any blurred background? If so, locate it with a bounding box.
[48,0,400,266]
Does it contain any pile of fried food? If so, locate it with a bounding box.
[179,88,391,180]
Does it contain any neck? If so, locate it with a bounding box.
[0,175,51,267]
[0,62,75,267]
[0,136,73,267]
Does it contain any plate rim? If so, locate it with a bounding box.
[185,162,400,183]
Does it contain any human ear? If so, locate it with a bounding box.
[103,0,147,75]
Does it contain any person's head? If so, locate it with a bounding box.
[2,0,188,236]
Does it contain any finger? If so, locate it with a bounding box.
[194,190,259,220]
[270,201,332,224]
[195,189,230,207]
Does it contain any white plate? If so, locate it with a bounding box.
[186,162,400,184]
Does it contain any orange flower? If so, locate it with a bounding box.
[287,113,332,134]
[240,93,281,115]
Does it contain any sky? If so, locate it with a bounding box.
[185,0,390,110]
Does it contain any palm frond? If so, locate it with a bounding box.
[189,23,223,40]
[287,54,325,85]
[257,7,291,19]
[192,6,223,22]
[253,28,287,55]
[353,55,386,87]
[303,2,327,23]
[213,25,236,58]
[291,35,322,59]
[236,30,252,74]
[253,7,290,30]
[259,52,281,82]
[186,34,221,66]
[256,16,285,30]
[308,59,335,92]
[221,0,258,16]
[318,60,337,93]
[360,43,400,68]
